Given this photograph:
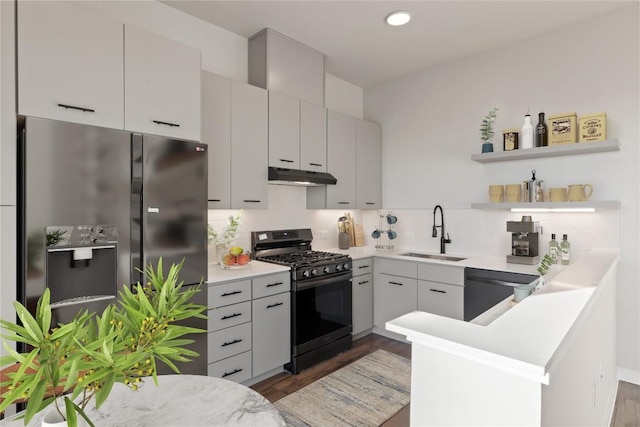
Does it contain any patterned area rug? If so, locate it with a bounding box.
[274,350,411,427]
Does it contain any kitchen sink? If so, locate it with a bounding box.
[399,252,467,262]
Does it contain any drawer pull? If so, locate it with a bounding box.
[209,199,221,202]
[152,120,180,128]
[279,159,294,163]
[430,288,446,294]
[57,103,95,113]
[221,339,242,347]
[309,162,322,167]
[338,201,350,205]
[221,313,242,320]
[389,281,403,286]
[243,199,261,203]
[365,202,376,205]
[222,368,243,378]
[221,291,242,297]
[358,280,370,285]
[358,265,370,269]
[266,282,283,288]
[266,302,284,309]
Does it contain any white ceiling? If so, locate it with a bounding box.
[162,1,633,88]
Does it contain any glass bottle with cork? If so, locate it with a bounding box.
[535,112,548,147]
[549,233,559,264]
[560,234,571,265]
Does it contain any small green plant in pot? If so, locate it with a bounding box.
[479,107,499,153]
[0,258,207,426]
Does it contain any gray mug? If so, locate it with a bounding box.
[387,230,397,240]
[371,229,381,239]
[386,214,398,225]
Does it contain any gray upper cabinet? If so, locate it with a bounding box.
[356,119,382,209]
[308,110,357,209]
[300,101,328,172]
[17,1,124,129]
[268,91,300,169]
[249,28,325,106]
[202,72,231,209]
[202,73,268,209]
[230,81,268,209]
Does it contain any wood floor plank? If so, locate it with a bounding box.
[611,381,640,427]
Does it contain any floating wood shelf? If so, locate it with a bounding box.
[470,139,619,163]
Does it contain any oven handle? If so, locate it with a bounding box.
[295,273,352,291]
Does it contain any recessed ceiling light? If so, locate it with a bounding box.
[385,11,411,26]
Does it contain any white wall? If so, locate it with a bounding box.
[363,5,639,379]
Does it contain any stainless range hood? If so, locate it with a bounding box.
[268,167,337,186]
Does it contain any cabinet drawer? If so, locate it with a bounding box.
[208,301,251,332]
[352,258,373,276]
[252,272,290,299]
[417,263,464,285]
[208,280,251,308]
[417,280,464,320]
[375,258,417,278]
[208,322,252,363]
[208,350,252,384]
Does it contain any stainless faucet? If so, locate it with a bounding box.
[432,205,451,254]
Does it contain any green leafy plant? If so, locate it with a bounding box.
[537,254,554,276]
[0,258,207,426]
[479,107,499,143]
[208,210,243,246]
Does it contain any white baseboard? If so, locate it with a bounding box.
[617,367,640,385]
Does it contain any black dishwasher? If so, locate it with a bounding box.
[464,268,539,321]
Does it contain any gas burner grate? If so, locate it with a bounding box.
[258,250,348,267]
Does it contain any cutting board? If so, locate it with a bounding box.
[354,224,366,247]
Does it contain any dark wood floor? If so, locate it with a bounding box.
[251,334,411,426]
[252,333,640,427]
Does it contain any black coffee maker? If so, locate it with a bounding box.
[506,216,540,265]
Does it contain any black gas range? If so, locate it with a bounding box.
[251,229,353,374]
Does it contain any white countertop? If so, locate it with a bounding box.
[385,249,619,384]
[207,260,290,285]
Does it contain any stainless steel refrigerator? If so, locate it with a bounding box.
[17,116,208,375]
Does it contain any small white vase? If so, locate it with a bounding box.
[41,408,67,427]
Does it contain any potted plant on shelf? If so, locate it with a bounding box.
[480,107,499,153]
[0,258,207,427]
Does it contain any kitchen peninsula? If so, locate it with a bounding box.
[386,249,619,426]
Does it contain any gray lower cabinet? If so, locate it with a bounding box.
[352,258,373,336]
[416,263,464,320]
[373,259,418,328]
[207,271,290,383]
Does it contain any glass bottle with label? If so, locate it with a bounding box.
[549,233,559,264]
[535,112,548,147]
[560,234,570,265]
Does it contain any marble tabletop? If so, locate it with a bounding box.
[1,375,285,427]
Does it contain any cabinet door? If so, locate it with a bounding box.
[268,91,300,169]
[326,110,357,208]
[373,273,417,327]
[17,1,123,128]
[230,81,268,209]
[124,25,201,140]
[300,101,327,172]
[202,72,231,209]
[252,292,291,376]
[352,272,373,336]
[417,280,464,320]
[357,119,382,209]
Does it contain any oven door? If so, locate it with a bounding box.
[292,273,352,357]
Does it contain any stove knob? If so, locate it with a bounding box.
[323,266,330,274]
[303,270,310,278]
[311,268,318,276]
[343,263,350,270]
[336,264,342,271]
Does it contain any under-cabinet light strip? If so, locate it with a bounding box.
[511,208,596,213]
